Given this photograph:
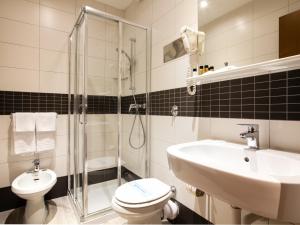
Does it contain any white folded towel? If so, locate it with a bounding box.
[12,113,36,155]
[12,113,35,132]
[35,113,57,132]
[36,132,56,152]
[12,132,36,155]
[35,112,57,152]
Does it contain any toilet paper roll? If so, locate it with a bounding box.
[163,200,179,220]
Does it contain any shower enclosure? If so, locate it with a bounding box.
[68,6,150,221]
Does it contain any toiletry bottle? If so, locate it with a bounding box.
[199,66,204,75]
[193,68,197,76]
[209,66,214,71]
[204,65,209,73]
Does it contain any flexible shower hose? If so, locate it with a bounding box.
[128,90,146,150]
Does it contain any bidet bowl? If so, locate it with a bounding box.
[12,169,57,223]
[12,169,57,199]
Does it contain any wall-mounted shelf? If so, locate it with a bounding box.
[187,55,300,85]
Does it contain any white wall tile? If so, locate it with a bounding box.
[40,6,74,32]
[175,0,198,33]
[253,0,288,19]
[270,120,300,153]
[151,116,176,143]
[151,62,176,92]
[253,8,287,38]
[0,139,9,165]
[153,0,176,22]
[152,9,176,45]
[0,67,39,92]
[88,57,106,77]
[0,18,39,48]
[40,71,68,93]
[40,27,68,52]
[150,139,171,168]
[40,0,76,14]
[0,116,10,140]
[40,49,68,73]
[0,43,39,70]
[254,32,278,58]
[0,0,39,25]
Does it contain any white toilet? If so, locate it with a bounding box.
[112,178,174,224]
[12,169,57,224]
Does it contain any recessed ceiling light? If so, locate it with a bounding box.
[200,0,208,8]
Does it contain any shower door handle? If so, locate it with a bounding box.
[79,103,87,124]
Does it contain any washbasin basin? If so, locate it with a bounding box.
[167,140,300,223]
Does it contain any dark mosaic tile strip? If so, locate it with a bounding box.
[148,69,300,121]
[0,91,118,115]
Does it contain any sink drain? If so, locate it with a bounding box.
[244,157,250,162]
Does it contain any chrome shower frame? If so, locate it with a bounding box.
[67,6,151,222]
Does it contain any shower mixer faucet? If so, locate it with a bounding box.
[129,103,146,112]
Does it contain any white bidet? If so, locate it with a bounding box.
[12,169,57,224]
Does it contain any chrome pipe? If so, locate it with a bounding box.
[82,13,89,218]
[83,6,148,30]
[117,21,123,186]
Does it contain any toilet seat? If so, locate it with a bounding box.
[113,178,172,208]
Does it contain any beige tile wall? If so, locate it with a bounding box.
[200,0,300,69]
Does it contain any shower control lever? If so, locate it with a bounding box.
[171,105,178,117]
[128,103,146,112]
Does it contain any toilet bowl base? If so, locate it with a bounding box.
[119,209,162,224]
[24,197,47,224]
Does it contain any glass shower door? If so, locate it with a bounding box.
[68,14,87,216]
[84,14,120,215]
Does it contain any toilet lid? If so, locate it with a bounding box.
[115,178,171,204]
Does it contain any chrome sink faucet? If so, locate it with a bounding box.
[238,124,259,150]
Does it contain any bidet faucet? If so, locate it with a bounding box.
[33,159,40,172]
[238,124,259,150]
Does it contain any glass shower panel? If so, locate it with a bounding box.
[121,23,148,180]
[68,27,76,201]
[85,14,119,215]
[75,18,86,212]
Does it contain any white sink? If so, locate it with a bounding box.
[167,140,300,223]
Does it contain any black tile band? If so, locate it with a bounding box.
[1,69,300,121]
[0,92,118,115]
[149,69,300,121]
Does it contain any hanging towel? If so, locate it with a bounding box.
[12,132,36,155]
[36,132,56,152]
[12,113,36,155]
[35,113,57,152]
[35,112,57,132]
[12,113,35,132]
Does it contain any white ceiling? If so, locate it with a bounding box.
[198,0,252,27]
[95,0,133,10]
